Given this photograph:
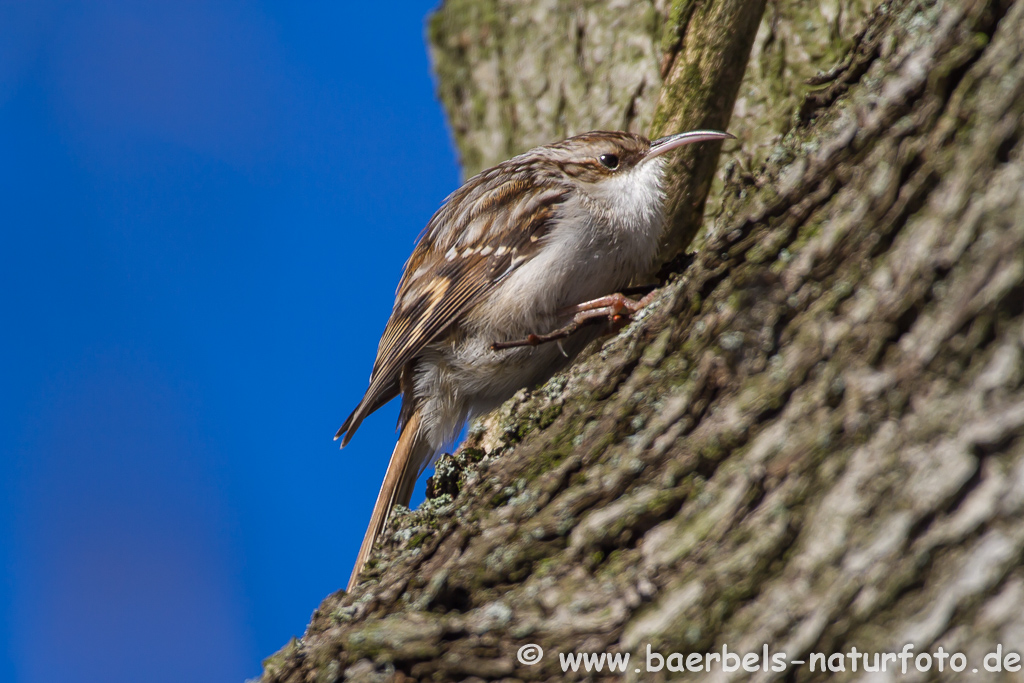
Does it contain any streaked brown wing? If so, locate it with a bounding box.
[335,174,568,445]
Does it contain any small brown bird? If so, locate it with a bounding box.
[337,129,732,589]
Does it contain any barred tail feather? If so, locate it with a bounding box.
[347,409,429,590]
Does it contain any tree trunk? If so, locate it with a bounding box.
[261,0,1024,680]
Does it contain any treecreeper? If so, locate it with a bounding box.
[336,129,732,590]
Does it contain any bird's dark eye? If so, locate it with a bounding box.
[598,153,619,169]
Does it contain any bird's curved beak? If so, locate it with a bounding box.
[644,129,735,162]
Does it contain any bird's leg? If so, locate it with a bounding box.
[491,290,658,350]
[490,320,588,350]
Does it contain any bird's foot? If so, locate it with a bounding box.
[490,290,656,351]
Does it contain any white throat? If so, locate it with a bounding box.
[587,156,668,240]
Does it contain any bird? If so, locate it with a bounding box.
[337,128,733,589]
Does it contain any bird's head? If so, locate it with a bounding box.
[529,129,733,226]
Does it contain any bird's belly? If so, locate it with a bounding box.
[415,213,661,447]
[472,233,652,337]
[448,242,650,405]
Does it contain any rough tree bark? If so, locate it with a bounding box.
[261,0,1024,680]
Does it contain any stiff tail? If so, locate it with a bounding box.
[347,409,430,590]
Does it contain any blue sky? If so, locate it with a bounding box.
[0,1,460,681]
